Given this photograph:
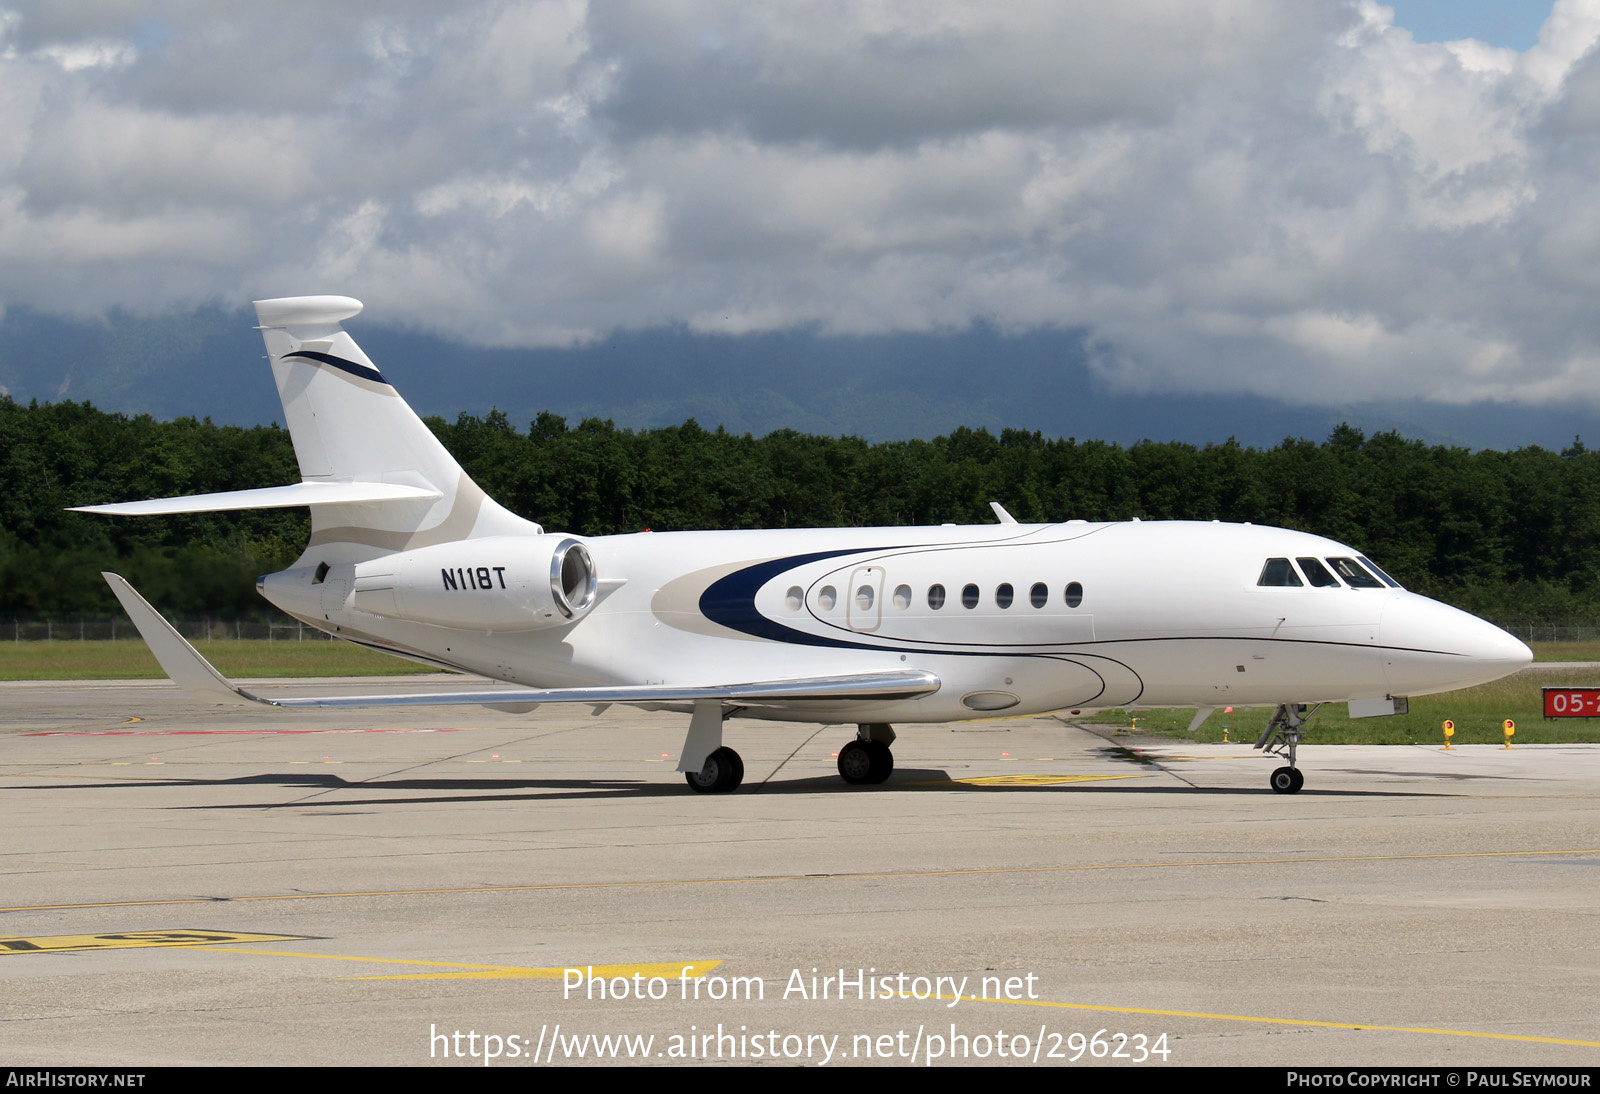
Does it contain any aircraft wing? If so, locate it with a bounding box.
[102,573,941,710]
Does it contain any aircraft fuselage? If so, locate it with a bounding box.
[259,518,1528,724]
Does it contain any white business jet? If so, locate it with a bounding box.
[76,297,1533,794]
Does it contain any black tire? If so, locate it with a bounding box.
[686,747,744,793]
[865,740,894,784]
[1270,766,1301,794]
[1288,767,1304,793]
[838,741,874,784]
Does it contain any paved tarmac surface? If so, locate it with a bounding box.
[1,676,1597,1068]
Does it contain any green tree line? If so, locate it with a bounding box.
[4,397,1598,622]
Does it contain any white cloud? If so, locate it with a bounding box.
[1,0,1600,411]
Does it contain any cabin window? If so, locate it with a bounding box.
[785,586,803,611]
[1258,558,1303,587]
[893,584,912,609]
[961,583,980,609]
[996,583,1014,609]
[1328,557,1383,588]
[1030,582,1048,608]
[1065,581,1083,608]
[855,585,875,610]
[928,584,946,609]
[818,586,837,610]
[1359,556,1402,588]
[1296,558,1340,588]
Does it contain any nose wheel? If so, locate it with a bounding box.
[1269,766,1304,794]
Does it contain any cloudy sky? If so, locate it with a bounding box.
[2,1,1597,440]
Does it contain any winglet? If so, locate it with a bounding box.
[101,574,260,707]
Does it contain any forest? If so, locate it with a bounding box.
[4,395,1599,624]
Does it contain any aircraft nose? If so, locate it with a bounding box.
[1380,594,1532,695]
[1470,620,1535,671]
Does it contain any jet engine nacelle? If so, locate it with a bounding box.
[351,535,598,631]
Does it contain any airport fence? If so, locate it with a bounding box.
[1495,624,1600,644]
[3,616,338,643]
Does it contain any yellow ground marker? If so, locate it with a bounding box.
[196,942,1600,1049]
[0,930,307,954]
[931,992,1600,1049]
[202,950,720,982]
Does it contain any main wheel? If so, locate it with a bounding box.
[1270,766,1302,794]
[685,746,744,793]
[838,741,874,784]
[839,740,894,784]
[865,740,894,784]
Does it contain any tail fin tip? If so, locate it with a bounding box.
[254,295,364,329]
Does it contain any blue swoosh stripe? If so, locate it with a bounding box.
[283,350,388,385]
[698,548,880,649]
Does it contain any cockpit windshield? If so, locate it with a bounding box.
[1296,557,1340,588]
[1258,554,1405,590]
[1257,558,1303,587]
[1327,557,1384,588]
[1358,556,1402,588]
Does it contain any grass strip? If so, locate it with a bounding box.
[0,639,441,680]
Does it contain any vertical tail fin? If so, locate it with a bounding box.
[253,296,537,558]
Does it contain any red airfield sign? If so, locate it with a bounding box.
[1543,687,1600,718]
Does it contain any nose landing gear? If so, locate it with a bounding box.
[1256,703,1317,794]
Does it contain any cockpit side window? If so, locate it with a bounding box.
[1358,556,1402,588]
[1327,557,1383,588]
[1296,557,1340,587]
[1258,558,1303,587]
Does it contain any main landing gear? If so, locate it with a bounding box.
[677,707,902,793]
[685,746,744,793]
[680,700,745,794]
[1254,703,1318,794]
[838,723,896,785]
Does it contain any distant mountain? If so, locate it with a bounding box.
[1,303,1594,451]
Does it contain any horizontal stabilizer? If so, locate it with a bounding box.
[73,481,441,517]
[102,573,941,711]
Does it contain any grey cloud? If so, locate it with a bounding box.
[1,0,1600,414]
[585,0,1342,148]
